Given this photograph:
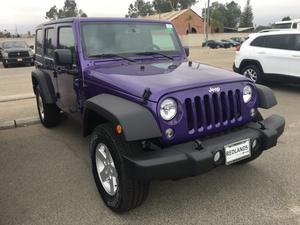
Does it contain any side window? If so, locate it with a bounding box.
[58,27,75,52]
[45,28,55,58]
[292,35,300,51]
[265,35,290,50]
[250,36,266,47]
[36,29,43,55]
[292,23,297,29]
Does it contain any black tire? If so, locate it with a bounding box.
[3,62,8,68]
[90,123,149,213]
[241,64,263,84]
[35,86,60,127]
[30,62,34,66]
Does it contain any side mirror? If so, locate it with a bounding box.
[29,45,34,49]
[184,47,190,57]
[54,49,73,66]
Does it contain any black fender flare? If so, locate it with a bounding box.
[83,94,162,141]
[31,69,56,104]
[255,84,277,109]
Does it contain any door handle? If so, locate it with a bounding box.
[258,52,266,54]
[292,55,300,58]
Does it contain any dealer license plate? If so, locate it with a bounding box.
[17,58,23,62]
[225,139,251,165]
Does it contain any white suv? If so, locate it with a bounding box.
[233,30,300,83]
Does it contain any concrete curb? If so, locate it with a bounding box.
[0,116,40,130]
[0,93,35,103]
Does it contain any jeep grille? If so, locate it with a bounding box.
[184,90,242,131]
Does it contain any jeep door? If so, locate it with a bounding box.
[43,26,60,102]
[289,34,300,77]
[56,25,81,118]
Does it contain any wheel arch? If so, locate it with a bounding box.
[31,69,56,104]
[239,59,264,74]
[83,94,162,141]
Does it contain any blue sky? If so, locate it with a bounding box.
[0,0,299,33]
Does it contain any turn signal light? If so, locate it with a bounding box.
[115,124,122,134]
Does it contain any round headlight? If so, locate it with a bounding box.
[243,85,253,103]
[160,98,177,121]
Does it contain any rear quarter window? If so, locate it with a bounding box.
[250,36,266,47]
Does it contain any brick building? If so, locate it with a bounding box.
[142,9,211,35]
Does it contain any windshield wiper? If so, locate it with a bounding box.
[88,53,136,63]
[135,52,174,60]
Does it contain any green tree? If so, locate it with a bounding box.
[45,0,87,20]
[282,16,291,21]
[152,0,196,13]
[126,0,154,18]
[153,0,173,13]
[224,1,241,28]
[240,0,253,27]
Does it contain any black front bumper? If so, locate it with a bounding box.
[124,115,285,181]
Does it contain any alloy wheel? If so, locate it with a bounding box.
[95,143,119,196]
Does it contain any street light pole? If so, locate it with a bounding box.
[205,0,210,42]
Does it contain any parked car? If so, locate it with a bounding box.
[233,30,300,83]
[32,18,285,212]
[0,41,34,68]
[230,37,246,44]
[221,39,240,47]
[202,40,230,48]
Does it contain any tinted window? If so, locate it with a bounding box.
[58,27,75,51]
[265,35,291,50]
[45,28,55,57]
[274,23,292,29]
[293,23,297,29]
[251,36,266,47]
[292,34,300,51]
[36,29,43,55]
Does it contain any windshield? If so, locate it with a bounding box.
[2,41,28,49]
[81,22,182,58]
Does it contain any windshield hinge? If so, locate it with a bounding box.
[142,88,152,104]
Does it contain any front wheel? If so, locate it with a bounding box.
[90,123,149,212]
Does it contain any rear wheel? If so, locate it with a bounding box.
[36,86,60,127]
[2,61,8,68]
[241,64,263,84]
[90,123,149,212]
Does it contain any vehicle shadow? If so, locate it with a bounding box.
[265,81,300,94]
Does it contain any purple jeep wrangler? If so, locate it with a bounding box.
[32,18,285,212]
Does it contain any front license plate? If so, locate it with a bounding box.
[225,139,251,165]
[17,58,23,62]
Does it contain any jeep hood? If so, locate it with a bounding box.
[86,61,248,102]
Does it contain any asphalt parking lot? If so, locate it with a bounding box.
[0,48,300,225]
